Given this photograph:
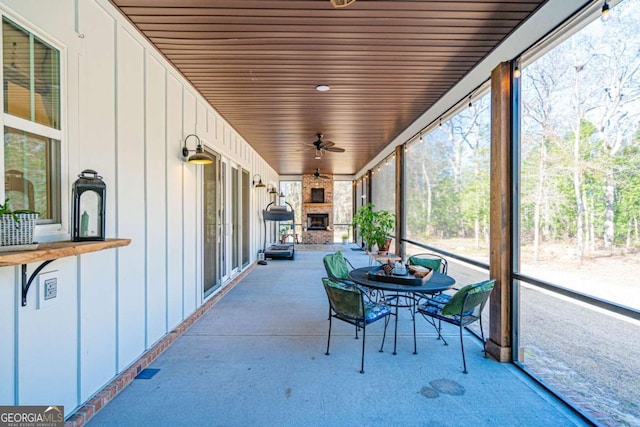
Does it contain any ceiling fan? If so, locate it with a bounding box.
[306,133,345,159]
[313,168,331,179]
[330,0,357,8]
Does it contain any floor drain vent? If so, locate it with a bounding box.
[135,368,160,379]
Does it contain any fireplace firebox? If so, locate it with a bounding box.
[306,213,329,230]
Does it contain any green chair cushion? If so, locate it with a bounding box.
[324,251,350,280]
[440,284,474,316]
[323,278,362,317]
[441,280,494,316]
[324,278,356,292]
[408,256,441,273]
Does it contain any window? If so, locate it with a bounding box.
[333,180,353,241]
[405,91,491,263]
[371,154,395,214]
[517,0,640,423]
[279,180,302,234]
[2,17,61,224]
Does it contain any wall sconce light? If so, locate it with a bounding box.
[267,184,278,195]
[182,134,212,165]
[278,191,286,199]
[252,174,266,188]
[601,1,610,21]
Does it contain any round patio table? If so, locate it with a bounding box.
[348,266,455,293]
[348,266,456,355]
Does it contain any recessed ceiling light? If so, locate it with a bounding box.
[316,84,330,92]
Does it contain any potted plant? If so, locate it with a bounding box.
[371,209,395,254]
[341,233,349,245]
[352,203,395,252]
[0,198,39,246]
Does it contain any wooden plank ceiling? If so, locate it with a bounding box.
[110,0,545,176]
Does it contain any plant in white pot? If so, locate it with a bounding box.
[0,198,39,247]
[341,233,349,245]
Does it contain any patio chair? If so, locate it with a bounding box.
[322,251,357,285]
[407,253,450,302]
[323,251,382,303]
[416,279,495,373]
[408,252,448,274]
[322,278,392,374]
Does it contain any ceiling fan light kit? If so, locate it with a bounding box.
[330,0,356,8]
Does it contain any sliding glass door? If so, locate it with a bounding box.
[203,150,221,297]
[231,165,239,273]
[242,169,250,267]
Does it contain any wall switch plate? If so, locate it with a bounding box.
[37,270,59,309]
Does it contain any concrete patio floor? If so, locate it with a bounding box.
[87,247,588,426]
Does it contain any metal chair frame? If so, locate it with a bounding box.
[322,278,392,374]
[407,252,450,312]
[322,252,357,281]
[417,280,494,373]
[323,252,382,303]
[407,252,449,274]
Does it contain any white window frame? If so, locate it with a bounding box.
[0,10,68,241]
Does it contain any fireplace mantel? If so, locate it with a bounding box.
[303,203,332,208]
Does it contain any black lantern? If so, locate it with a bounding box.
[72,169,106,241]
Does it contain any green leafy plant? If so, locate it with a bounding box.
[352,203,395,250]
[0,198,39,223]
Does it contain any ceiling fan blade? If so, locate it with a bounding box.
[312,168,331,179]
[324,146,345,152]
[318,140,335,148]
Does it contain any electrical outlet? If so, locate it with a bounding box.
[37,270,59,309]
[44,278,57,300]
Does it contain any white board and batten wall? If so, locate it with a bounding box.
[0,0,276,415]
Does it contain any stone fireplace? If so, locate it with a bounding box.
[301,173,333,244]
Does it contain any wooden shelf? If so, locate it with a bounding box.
[0,238,131,267]
[0,238,131,307]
